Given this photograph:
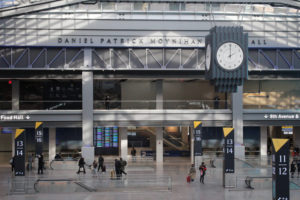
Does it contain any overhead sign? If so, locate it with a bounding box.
[35,122,43,156]
[264,114,299,120]
[282,126,293,135]
[194,121,203,156]
[223,127,234,173]
[15,129,25,176]
[0,115,31,121]
[244,113,300,121]
[272,138,289,200]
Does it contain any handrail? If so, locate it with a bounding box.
[245,176,271,189]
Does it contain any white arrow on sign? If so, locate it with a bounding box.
[26,115,30,120]
[264,114,269,119]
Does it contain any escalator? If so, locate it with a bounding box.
[133,127,189,151]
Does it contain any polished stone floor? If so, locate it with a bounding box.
[1,156,300,200]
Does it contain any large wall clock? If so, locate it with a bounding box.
[205,26,248,92]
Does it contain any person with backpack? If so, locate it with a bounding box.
[120,158,127,176]
[77,157,86,174]
[199,162,207,184]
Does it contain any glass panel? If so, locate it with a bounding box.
[133,2,148,11]
[0,81,12,110]
[116,3,131,11]
[148,3,167,11]
[20,80,82,110]
[101,2,115,11]
[169,3,180,11]
[244,80,300,109]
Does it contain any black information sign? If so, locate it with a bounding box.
[272,138,289,200]
[194,121,203,156]
[223,128,234,173]
[35,122,43,156]
[15,129,25,176]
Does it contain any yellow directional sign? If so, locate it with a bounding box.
[15,129,25,139]
[272,138,289,152]
[35,122,43,129]
[193,121,202,129]
[223,127,234,137]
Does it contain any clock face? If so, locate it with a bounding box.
[205,44,211,71]
[216,42,244,70]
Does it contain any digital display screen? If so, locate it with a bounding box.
[94,126,119,148]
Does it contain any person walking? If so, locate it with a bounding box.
[291,160,296,178]
[28,153,34,171]
[38,154,44,175]
[97,155,104,172]
[131,147,137,162]
[77,157,86,174]
[120,158,127,176]
[115,159,121,179]
[10,156,15,172]
[199,162,207,184]
[189,164,196,182]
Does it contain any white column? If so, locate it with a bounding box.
[190,127,194,164]
[156,127,163,164]
[49,128,56,164]
[232,85,245,159]
[260,126,268,157]
[82,71,94,147]
[120,127,128,161]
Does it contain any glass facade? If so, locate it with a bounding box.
[20,80,82,110]
[0,81,11,109]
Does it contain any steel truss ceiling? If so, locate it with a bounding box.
[1,47,300,71]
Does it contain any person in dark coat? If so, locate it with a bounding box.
[77,157,86,174]
[131,147,137,162]
[115,159,121,179]
[120,158,127,176]
[97,155,104,172]
[199,162,207,184]
[105,96,110,110]
[38,154,44,174]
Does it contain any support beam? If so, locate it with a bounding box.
[156,127,163,163]
[82,71,93,147]
[232,85,245,159]
[49,128,56,165]
[260,126,268,157]
[12,80,19,110]
[120,127,128,161]
[156,80,163,110]
[190,127,194,164]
